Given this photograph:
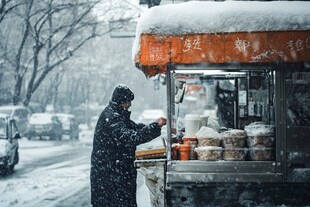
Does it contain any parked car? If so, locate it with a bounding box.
[0,114,20,175]
[0,105,32,137]
[27,113,63,140]
[55,113,79,140]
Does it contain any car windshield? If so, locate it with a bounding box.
[0,118,6,138]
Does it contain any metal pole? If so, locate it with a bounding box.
[166,66,172,162]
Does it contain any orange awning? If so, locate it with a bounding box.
[135,31,310,77]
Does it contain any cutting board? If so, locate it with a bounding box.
[135,148,167,159]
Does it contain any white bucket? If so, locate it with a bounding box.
[184,114,201,137]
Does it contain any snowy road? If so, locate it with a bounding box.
[0,131,151,207]
[0,135,93,207]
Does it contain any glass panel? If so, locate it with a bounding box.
[170,69,276,162]
[0,118,6,138]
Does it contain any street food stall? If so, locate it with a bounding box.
[133,1,310,206]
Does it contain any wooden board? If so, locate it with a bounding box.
[135,148,167,159]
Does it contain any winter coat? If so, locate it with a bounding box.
[90,101,162,207]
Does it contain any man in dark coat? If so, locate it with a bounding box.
[90,84,167,207]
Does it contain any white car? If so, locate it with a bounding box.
[27,113,63,140]
[0,105,32,137]
[55,113,79,140]
[0,114,20,175]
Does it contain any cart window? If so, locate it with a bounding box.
[0,119,6,138]
[215,80,236,128]
[173,70,274,132]
[286,71,310,126]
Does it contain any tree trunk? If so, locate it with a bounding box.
[12,75,23,105]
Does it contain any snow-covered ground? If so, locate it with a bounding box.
[0,127,152,207]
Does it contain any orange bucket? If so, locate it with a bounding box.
[178,144,190,161]
[182,137,198,160]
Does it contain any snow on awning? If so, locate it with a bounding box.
[132,1,310,77]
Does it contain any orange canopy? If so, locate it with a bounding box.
[135,31,310,77]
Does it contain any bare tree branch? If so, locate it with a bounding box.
[0,0,23,23]
[12,0,34,105]
[22,0,102,106]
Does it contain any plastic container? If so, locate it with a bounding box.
[221,129,247,137]
[247,136,274,147]
[223,148,248,161]
[195,146,223,161]
[183,137,198,160]
[245,123,275,136]
[196,126,222,147]
[179,144,191,161]
[198,137,222,147]
[221,129,247,148]
[248,147,274,161]
[222,136,246,148]
[184,114,201,137]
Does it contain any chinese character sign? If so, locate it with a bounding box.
[138,31,310,69]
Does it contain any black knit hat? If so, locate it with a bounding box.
[111,84,134,104]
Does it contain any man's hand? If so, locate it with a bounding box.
[156,117,167,127]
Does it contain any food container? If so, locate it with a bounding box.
[223,148,248,161]
[245,123,275,136]
[198,137,222,147]
[221,129,247,148]
[195,146,223,161]
[196,126,222,147]
[248,147,274,161]
[222,136,246,148]
[182,137,198,160]
[179,144,191,161]
[221,129,247,137]
[247,136,274,147]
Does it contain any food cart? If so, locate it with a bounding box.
[133,1,310,206]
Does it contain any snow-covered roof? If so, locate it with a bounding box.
[133,1,310,59]
[29,113,55,124]
[136,1,310,35]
